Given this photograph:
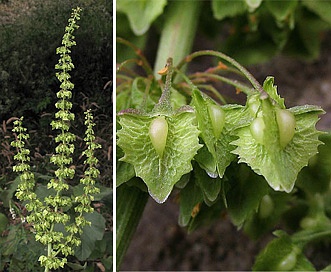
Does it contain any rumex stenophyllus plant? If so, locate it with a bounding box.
[11,7,101,271]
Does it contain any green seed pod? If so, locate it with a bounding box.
[207,104,225,139]
[149,116,168,157]
[276,109,296,148]
[250,117,265,145]
[258,195,274,219]
[276,250,297,271]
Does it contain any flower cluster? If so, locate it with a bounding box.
[12,117,44,220]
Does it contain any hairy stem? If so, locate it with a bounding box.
[192,72,255,96]
[177,50,266,95]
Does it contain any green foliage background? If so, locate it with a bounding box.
[0,0,112,122]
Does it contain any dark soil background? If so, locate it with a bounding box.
[120,32,331,271]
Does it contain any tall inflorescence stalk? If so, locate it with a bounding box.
[12,117,43,215]
[75,110,101,216]
[12,7,101,272]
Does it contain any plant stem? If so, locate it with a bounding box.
[153,0,202,77]
[116,183,149,271]
[117,37,153,75]
[177,50,266,95]
[192,72,255,96]
[292,229,331,245]
[153,57,173,114]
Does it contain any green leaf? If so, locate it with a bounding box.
[226,164,269,227]
[195,144,218,177]
[1,225,21,256]
[262,77,285,108]
[212,0,247,20]
[232,100,324,193]
[117,0,167,35]
[222,31,279,65]
[117,110,201,203]
[194,162,222,205]
[175,173,191,189]
[116,160,135,187]
[116,147,136,187]
[0,176,21,207]
[178,177,203,227]
[0,213,8,233]
[265,0,298,24]
[116,12,148,64]
[302,0,331,25]
[116,184,148,270]
[284,8,329,60]
[74,212,106,261]
[88,231,112,260]
[188,200,225,232]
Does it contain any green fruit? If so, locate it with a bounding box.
[276,109,296,148]
[250,117,265,144]
[258,195,274,219]
[149,116,168,157]
[207,104,225,139]
[276,250,297,271]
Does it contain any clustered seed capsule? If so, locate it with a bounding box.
[149,116,168,157]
